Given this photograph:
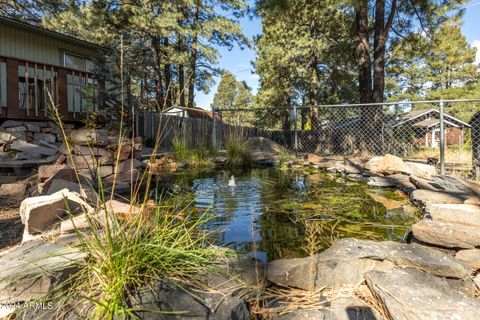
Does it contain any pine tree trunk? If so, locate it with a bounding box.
[152,36,164,110]
[309,22,320,130]
[188,0,200,109]
[164,37,173,109]
[355,0,372,104]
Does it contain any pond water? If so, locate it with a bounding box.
[154,169,419,261]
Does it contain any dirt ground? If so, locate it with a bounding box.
[0,197,22,252]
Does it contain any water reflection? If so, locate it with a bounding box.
[156,169,418,261]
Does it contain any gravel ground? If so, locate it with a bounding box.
[0,197,22,252]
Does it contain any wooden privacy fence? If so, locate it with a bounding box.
[135,110,289,151]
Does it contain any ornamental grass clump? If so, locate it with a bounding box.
[51,202,226,319]
[225,132,252,169]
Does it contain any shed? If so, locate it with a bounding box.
[393,109,470,149]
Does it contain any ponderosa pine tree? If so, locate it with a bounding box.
[211,70,254,125]
[1,0,249,111]
[386,19,480,121]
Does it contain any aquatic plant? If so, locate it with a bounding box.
[225,133,252,169]
[172,136,190,163]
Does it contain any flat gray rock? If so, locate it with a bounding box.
[133,279,249,320]
[411,189,478,207]
[455,249,480,270]
[427,203,480,226]
[0,240,85,303]
[272,297,378,320]
[433,175,480,195]
[412,220,480,249]
[10,140,57,156]
[266,238,469,290]
[365,268,480,320]
[367,174,415,190]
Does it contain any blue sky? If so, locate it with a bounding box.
[195,0,480,109]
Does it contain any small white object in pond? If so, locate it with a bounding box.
[228,175,236,187]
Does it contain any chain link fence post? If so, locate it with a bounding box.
[439,99,446,175]
[212,108,217,150]
[293,104,298,152]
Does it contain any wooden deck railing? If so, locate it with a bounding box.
[0,55,103,121]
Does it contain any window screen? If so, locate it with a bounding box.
[64,53,85,71]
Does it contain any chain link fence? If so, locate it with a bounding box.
[214,99,480,179]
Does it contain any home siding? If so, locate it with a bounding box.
[0,22,101,66]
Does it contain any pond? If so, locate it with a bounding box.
[154,169,419,261]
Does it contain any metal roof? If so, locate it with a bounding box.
[0,15,109,52]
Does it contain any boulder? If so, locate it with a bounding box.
[105,199,142,219]
[44,179,97,203]
[455,249,480,271]
[41,168,91,194]
[432,175,480,195]
[367,174,414,190]
[104,168,140,184]
[38,164,68,182]
[215,155,228,164]
[411,220,480,249]
[70,129,109,146]
[24,123,41,133]
[363,156,383,172]
[33,133,56,144]
[9,140,58,156]
[60,213,93,234]
[375,154,405,175]
[0,240,85,303]
[408,175,440,190]
[1,120,23,128]
[71,144,110,157]
[115,143,133,161]
[0,181,27,198]
[245,137,282,154]
[5,125,27,132]
[133,279,249,320]
[272,297,378,320]
[427,203,480,226]
[307,153,324,164]
[14,151,42,160]
[266,238,469,290]
[0,132,20,144]
[404,162,436,179]
[116,158,143,173]
[66,154,98,169]
[410,189,477,207]
[365,268,480,320]
[20,189,92,241]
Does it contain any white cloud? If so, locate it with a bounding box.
[473,40,480,65]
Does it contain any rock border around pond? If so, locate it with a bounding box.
[2,147,480,319]
[259,153,480,319]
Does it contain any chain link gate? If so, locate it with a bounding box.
[214,99,480,179]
